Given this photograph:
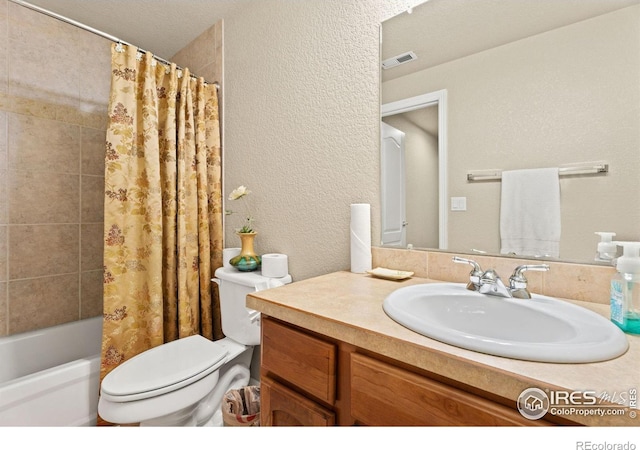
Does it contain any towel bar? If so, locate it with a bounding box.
[466,163,608,182]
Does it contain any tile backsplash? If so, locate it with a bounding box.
[372,247,616,305]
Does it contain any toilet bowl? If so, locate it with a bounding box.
[98,266,292,426]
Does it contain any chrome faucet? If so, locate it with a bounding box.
[478,268,512,298]
[452,256,483,291]
[452,257,549,299]
[508,264,550,299]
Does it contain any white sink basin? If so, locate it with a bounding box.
[382,283,629,363]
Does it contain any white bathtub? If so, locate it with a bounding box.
[0,316,103,426]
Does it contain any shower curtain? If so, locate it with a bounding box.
[101,43,223,388]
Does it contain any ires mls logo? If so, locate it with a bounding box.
[517,387,637,421]
[517,388,550,420]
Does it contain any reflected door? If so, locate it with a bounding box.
[380,122,406,247]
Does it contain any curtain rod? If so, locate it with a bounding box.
[467,162,609,182]
[8,0,219,89]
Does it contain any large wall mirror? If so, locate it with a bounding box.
[380,0,640,264]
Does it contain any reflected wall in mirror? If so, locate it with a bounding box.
[381,0,640,264]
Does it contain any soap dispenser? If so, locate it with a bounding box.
[610,241,640,335]
[594,232,617,263]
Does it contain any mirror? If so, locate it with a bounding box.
[380,0,640,264]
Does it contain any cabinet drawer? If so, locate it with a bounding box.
[350,353,543,426]
[262,317,337,404]
[261,377,336,426]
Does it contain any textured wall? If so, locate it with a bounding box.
[223,0,381,281]
[0,1,110,336]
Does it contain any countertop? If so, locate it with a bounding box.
[247,271,640,426]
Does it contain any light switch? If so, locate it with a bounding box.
[451,197,467,211]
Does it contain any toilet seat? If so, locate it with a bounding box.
[101,335,228,402]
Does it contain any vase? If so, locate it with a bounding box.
[230,232,261,272]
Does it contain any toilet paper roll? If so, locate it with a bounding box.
[261,253,289,278]
[223,248,241,268]
[350,203,372,273]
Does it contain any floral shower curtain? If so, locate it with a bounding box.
[101,43,223,386]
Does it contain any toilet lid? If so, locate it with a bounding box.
[101,335,228,401]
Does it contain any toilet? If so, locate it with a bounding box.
[97,266,292,426]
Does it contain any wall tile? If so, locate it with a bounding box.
[79,33,111,111]
[81,223,103,271]
[8,38,80,108]
[0,0,7,95]
[0,225,5,281]
[0,171,5,225]
[81,269,103,319]
[198,63,218,85]
[9,170,79,223]
[171,21,221,84]
[8,0,76,49]
[0,112,6,224]
[8,274,79,334]
[0,111,6,172]
[81,127,106,176]
[543,262,615,305]
[9,224,79,279]
[372,247,428,278]
[81,175,104,222]
[2,2,109,337]
[10,3,83,102]
[0,281,6,337]
[0,40,5,96]
[82,111,108,131]
[377,247,617,304]
[8,95,56,120]
[8,113,80,173]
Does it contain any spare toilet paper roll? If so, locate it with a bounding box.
[261,253,289,278]
[223,248,241,268]
[350,203,372,273]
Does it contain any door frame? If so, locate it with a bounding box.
[381,89,448,250]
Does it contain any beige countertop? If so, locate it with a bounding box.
[247,271,640,426]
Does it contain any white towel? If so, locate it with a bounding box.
[500,168,561,258]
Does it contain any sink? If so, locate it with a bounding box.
[382,283,629,363]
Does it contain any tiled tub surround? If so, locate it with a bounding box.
[0,1,110,336]
[248,248,638,426]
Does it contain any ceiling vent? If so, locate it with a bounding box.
[381,51,417,70]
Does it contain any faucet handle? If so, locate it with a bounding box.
[509,264,550,298]
[510,264,550,281]
[452,256,483,290]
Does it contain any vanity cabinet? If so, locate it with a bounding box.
[260,316,337,426]
[260,316,554,426]
[261,378,335,426]
[349,353,540,426]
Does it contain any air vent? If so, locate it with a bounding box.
[381,51,417,70]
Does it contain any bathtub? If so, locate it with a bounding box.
[0,316,103,426]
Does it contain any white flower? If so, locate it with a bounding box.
[229,185,250,201]
[228,185,255,233]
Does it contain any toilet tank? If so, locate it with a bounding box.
[213,267,292,346]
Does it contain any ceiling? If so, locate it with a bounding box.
[382,0,640,82]
[16,0,640,81]
[13,0,252,60]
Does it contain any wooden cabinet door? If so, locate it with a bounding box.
[261,377,335,426]
[350,353,546,426]
[262,317,337,404]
